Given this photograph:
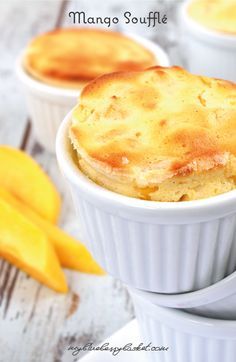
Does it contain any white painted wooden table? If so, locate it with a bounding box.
[0,1,182,361]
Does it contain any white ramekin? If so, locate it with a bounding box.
[180,1,236,82]
[131,291,236,362]
[56,111,236,294]
[132,268,236,320]
[16,33,170,153]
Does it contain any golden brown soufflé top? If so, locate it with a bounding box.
[69,66,236,202]
[188,0,236,34]
[23,28,156,88]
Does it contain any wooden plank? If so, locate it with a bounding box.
[0,264,134,362]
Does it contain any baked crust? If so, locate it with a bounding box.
[69,66,236,201]
[188,0,236,34]
[24,28,156,88]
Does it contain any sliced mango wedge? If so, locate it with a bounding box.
[0,146,61,223]
[0,187,104,275]
[0,198,68,293]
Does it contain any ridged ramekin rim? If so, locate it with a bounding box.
[132,292,236,338]
[130,268,236,309]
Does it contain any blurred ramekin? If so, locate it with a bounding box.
[180,1,236,82]
[131,291,236,362]
[16,33,170,153]
[56,111,236,294]
[16,60,80,153]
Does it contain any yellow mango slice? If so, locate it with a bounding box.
[0,187,104,275]
[0,198,67,293]
[0,146,61,223]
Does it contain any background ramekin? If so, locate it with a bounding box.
[131,291,236,362]
[180,1,236,82]
[56,111,236,294]
[132,269,236,320]
[16,33,170,153]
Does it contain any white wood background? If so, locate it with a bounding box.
[0,1,183,361]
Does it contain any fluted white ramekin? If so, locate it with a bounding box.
[16,33,170,153]
[180,1,236,82]
[131,291,236,362]
[56,111,236,294]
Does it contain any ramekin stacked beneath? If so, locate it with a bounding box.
[131,292,236,362]
[57,110,236,362]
